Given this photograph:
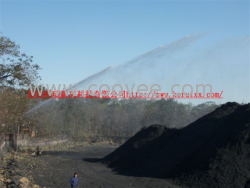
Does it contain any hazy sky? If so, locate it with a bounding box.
[0,0,249,104]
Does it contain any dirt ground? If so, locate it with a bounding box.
[19,142,180,188]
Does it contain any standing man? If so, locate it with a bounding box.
[36,146,42,156]
[70,173,79,188]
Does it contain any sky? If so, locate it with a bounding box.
[0,0,249,103]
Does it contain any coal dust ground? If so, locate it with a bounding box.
[19,142,180,188]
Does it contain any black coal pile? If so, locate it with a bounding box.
[102,102,250,188]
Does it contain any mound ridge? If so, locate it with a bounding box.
[102,102,250,188]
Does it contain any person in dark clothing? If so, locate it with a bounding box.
[36,146,42,156]
[70,173,79,188]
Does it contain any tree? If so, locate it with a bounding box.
[0,88,30,132]
[0,35,41,88]
[0,35,41,133]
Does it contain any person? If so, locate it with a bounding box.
[70,173,79,188]
[36,146,42,156]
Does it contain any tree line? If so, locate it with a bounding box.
[26,98,219,140]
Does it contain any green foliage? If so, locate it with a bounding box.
[29,98,219,138]
[0,35,41,88]
[0,35,41,132]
